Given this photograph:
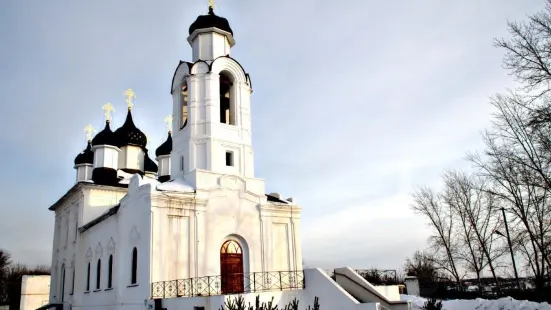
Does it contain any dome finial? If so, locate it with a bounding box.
[125,88,136,111]
[102,102,115,122]
[208,0,215,13]
[84,124,96,142]
[164,115,173,133]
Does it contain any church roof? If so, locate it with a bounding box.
[155,132,172,157]
[79,204,120,233]
[74,141,94,165]
[114,109,147,149]
[266,193,291,204]
[189,7,233,36]
[144,153,158,173]
[92,121,118,146]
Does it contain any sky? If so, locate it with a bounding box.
[0,0,544,272]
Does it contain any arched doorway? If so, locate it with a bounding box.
[220,240,244,294]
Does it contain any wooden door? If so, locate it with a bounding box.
[220,240,244,294]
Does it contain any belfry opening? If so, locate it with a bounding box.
[219,72,235,125]
[180,82,188,129]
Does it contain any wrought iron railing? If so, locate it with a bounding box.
[151,270,305,299]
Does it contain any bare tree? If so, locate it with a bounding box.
[468,128,551,290]
[442,171,485,289]
[495,0,551,97]
[0,249,12,305]
[409,0,551,294]
[411,187,463,286]
[490,0,551,289]
[404,250,439,281]
[442,171,505,292]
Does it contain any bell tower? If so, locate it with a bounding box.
[170,5,255,189]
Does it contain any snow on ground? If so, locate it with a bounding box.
[400,294,551,310]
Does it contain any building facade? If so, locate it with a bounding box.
[47,7,302,310]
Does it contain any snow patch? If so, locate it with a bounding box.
[400,294,551,310]
[156,176,194,193]
[117,170,135,185]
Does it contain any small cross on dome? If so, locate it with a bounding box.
[102,102,115,122]
[125,88,136,110]
[84,124,96,141]
[164,115,173,133]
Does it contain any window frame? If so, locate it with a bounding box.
[107,255,113,289]
[131,247,138,285]
[225,151,234,167]
[85,262,91,292]
[96,259,101,290]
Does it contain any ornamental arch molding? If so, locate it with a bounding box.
[171,61,191,94]
[210,56,248,85]
[107,237,116,254]
[85,247,93,261]
[95,243,103,258]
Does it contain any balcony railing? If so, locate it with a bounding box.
[151,270,305,299]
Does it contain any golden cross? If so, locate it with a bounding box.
[164,115,173,132]
[125,88,136,110]
[209,0,214,9]
[84,124,96,141]
[102,102,115,121]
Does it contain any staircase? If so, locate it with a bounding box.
[333,268,410,310]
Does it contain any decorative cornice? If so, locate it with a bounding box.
[49,183,127,211]
[151,195,207,212]
[260,203,301,218]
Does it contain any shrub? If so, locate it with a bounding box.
[219,295,320,310]
[422,298,443,310]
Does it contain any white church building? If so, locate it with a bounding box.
[43,6,411,310]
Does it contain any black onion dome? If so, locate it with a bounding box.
[155,132,172,157]
[92,121,117,146]
[74,141,94,165]
[189,7,233,36]
[114,109,147,149]
[144,153,158,173]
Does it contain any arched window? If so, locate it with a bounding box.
[180,82,188,129]
[108,255,113,288]
[86,262,90,291]
[96,259,101,290]
[220,240,242,254]
[60,264,65,302]
[219,72,235,125]
[131,247,138,284]
[71,269,75,294]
